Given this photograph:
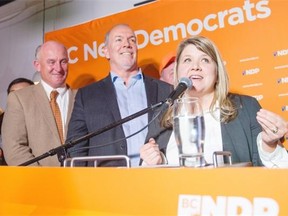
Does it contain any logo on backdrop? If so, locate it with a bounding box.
[242,68,260,75]
[67,0,271,64]
[277,77,288,84]
[273,49,288,57]
[178,194,279,216]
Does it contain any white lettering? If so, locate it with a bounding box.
[178,195,280,216]
[243,0,257,21]
[135,29,149,49]
[84,42,97,61]
[68,46,78,64]
[98,42,105,57]
[243,68,260,75]
[278,77,288,84]
[202,195,226,215]
[187,18,203,36]
[256,0,271,19]
[253,198,279,216]
[277,49,288,56]
[228,7,245,25]
[227,196,252,215]
[218,10,229,28]
[150,29,163,45]
[163,23,187,42]
[65,0,272,64]
[203,14,218,31]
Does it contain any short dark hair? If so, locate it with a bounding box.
[7,78,34,94]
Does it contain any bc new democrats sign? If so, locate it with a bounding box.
[46,0,288,124]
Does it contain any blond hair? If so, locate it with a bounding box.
[162,36,237,128]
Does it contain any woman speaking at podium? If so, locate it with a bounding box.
[140,36,288,168]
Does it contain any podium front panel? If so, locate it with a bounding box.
[0,166,287,215]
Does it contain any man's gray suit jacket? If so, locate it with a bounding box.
[67,74,173,166]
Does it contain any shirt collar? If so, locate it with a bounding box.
[110,68,143,83]
[41,80,68,98]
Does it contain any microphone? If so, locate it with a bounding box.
[18,77,191,166]
[165,77,192,105]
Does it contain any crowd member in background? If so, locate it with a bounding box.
[159,52,175,85]
[7,77,34,94]
[0,78,34,165]
[66,24,173,167]
[140,36,288,168]
[2,41,76,166]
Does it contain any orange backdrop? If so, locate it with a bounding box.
[45,0,288,121]
[1,167,288,215]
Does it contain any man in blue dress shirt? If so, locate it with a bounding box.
[66,24,173,167]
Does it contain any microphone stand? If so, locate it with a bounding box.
[19,101,165,166]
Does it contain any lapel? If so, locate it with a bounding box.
[221,97,252,163]
[65,88,77,136]
[101,76,122,121]
[32,84,61,143]
[145,106,173,150]
[143,75,159,122]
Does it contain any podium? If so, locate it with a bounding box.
[0,166,287,215]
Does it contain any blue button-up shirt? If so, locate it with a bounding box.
[111,70,148,166]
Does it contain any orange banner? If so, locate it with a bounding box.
[0,167,288,215]
[45,0,288,121]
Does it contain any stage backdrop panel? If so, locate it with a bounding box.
[46,0,288,145]
[0,167,288,215]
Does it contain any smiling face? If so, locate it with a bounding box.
[103,24,138,75]
[176,44,218,98]
[34,41,68,89]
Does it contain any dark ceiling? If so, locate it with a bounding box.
[0,0,15,7]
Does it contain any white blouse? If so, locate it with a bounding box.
[166,109,288,168]
[167,109,223,166]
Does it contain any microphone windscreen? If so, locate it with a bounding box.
[179,77,192,89]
